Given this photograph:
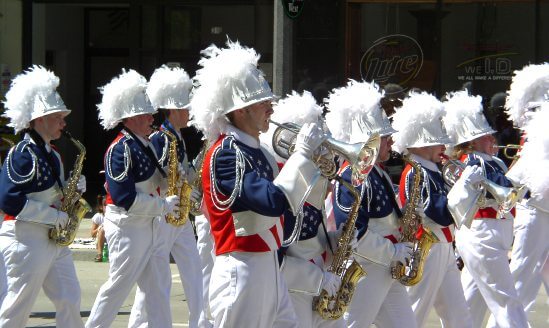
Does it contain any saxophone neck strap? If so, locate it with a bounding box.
[122,127,167,178]
[27,129,65,194]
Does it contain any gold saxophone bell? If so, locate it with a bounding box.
[442,159,528,228]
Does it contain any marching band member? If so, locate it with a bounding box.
[444,90,528,328]
[189,40,326,328]
[128,65,210,328]
[260,90,348,328]
[86,69,180,328]
[491,63,549,326]
[0,66,84,327]
[326,80,417,328]
[391,92,472,328]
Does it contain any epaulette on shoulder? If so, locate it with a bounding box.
[105,136,132,182]
[6,139,37,184]
[209,134,244,211]
[220,135,237,150]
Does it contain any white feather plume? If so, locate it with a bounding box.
[190,40,262,142]
[442,90,484,144]
[505,63,549,128]
[97,69,149,130]
[147,65,192,109]
[3,65,60,134]
[324,80,384,142]
[514,103,549,200]
[391,91,445,154]
[259,90,324,162]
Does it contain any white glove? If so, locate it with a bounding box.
[294,122,326,158]
[320,271,342,297]
[178,164,187,179]
[164,195,180,217]
[190,188,202,205]
[461,165,484,186]
[392,242,413,264]
[55,211,69,230]
[77,175,86,194]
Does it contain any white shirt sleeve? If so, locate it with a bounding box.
[91,212,104,226]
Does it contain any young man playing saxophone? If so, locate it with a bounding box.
[128,65,210,328]
[326,80,416,328]
[86,69,179,328]
[391,91,472,328]
[0,66,85,327]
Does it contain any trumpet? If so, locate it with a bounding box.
[442,159,528,228]
[269,120,380,182]
[494,144,521,160]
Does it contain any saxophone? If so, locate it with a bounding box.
[189,141,208,216]
[162,129,192,226]
[49,131,92,246]
[313,176,367,320]
[390,155,439,286]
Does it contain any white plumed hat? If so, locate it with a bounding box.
[505,63,549,128]
[260,90,324,162]
[190,40,274,142]
[325,80,394,144]
[147,65,192,110]
[509,103,549,200]
[443,90,495,145]
[97,69,156,130]
[3,65,70,134]
[391,91,450,154]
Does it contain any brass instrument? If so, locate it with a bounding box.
[495,144,521,160]
[49,131,92,246]
[312,176,366,320]
[270,120,380,181]
[270,119,380,319]
[1,137,14,147]
[442,159,528,228]
[162,129,192,226]
[190,141,209,216]
[390,155,438,286]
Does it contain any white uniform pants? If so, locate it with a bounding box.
[129,218,209,328]
[289,292,345,328]
[0,220,83,328]
[0,221,6,305]
[86,216,170,328]
[195,214,215,322]
[486,204,549,327]
[209,251,298,328]
[456,219,528,328]
[407,242,472,328]
[345,259,417,328]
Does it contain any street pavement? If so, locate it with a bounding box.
[26,218,548,327]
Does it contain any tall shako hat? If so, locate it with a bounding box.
[3,65,71,134]
[147,65,192,110]
[443,90,495,145]
[260,90,324,162]
[324,80,395,144]
[190,39,274,142]
[97,69,156,130]
[391,91,451,155]
[505,63,549,129]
